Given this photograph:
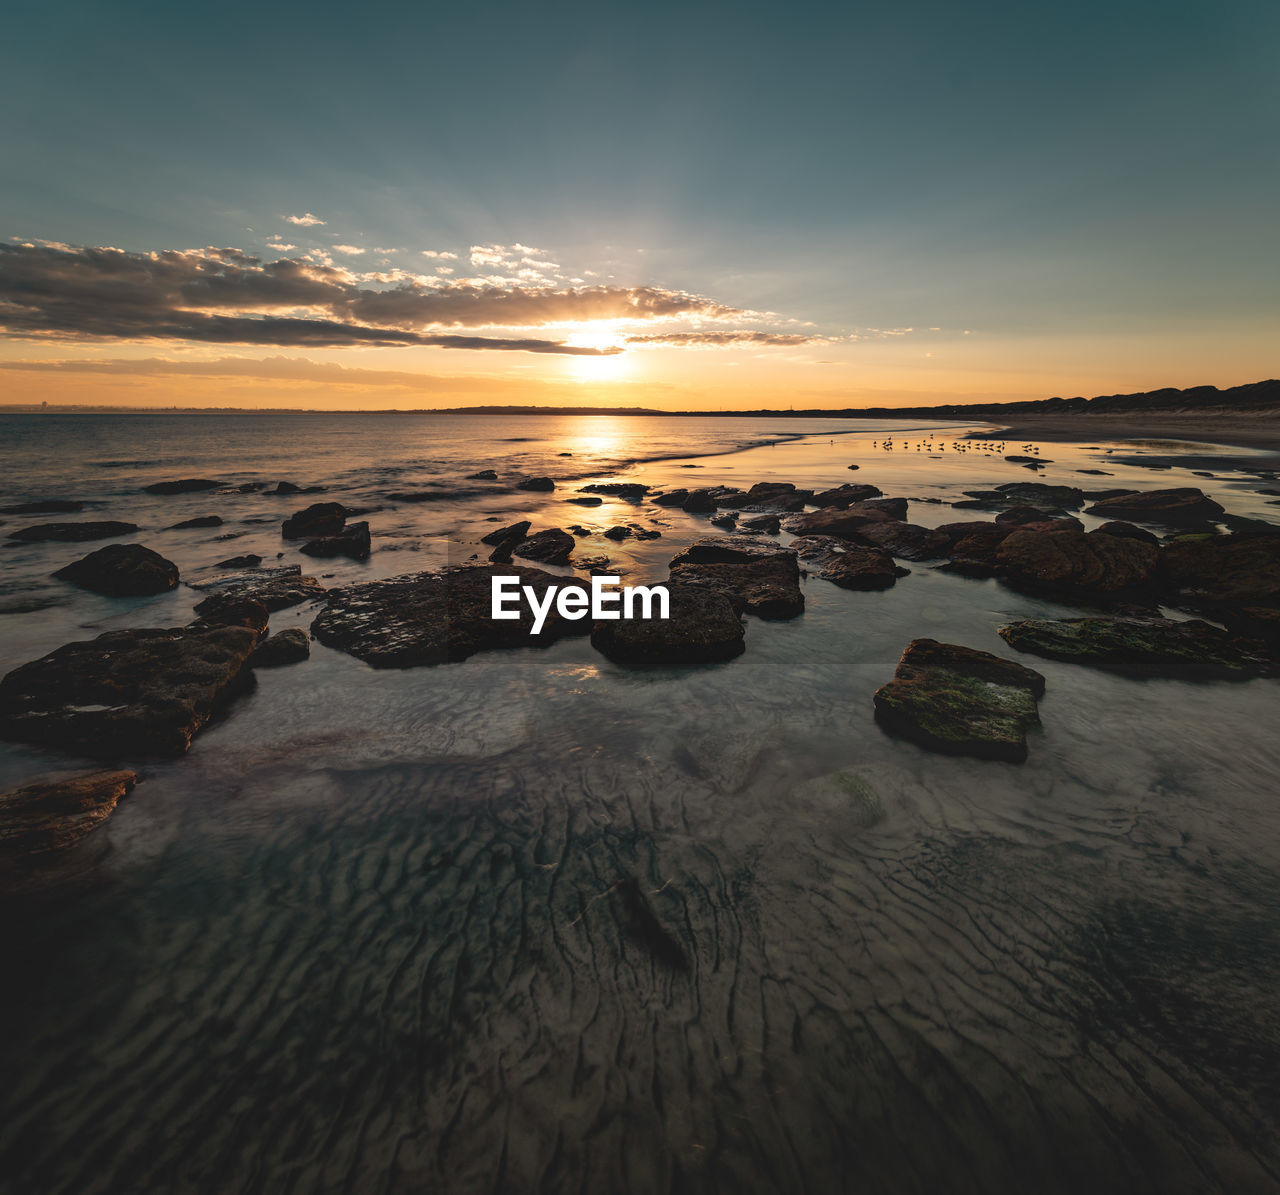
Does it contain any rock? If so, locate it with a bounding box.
[282,502,347,538]
[847,464,860,470]
[0,499,84,514]
[961,483,1088,510]
[788,771,884,827]
[8,521,139,543]
[781,504,896,539]
[191,592,270,633]
[143,479,221,495]
[590,585,744,668]
[300,521,371,561]
[994,506,1082,530]
[53,544,179,596]
[567,496,603,506]
[682,489,718,513]
[710,511,739,529]
[0,624,259,756]
[1159,533,1280,605]
[250,627,310,668]
[311,564,590,667]
[669,537,795,566]
[653,489,689,507]
[933,521,1015,576]
[481,521,531,546]
[1085,487,1225,525]
[187,565,325,611]
[873,639,1045,762]
[995,528,1158,596]
[579,483,649,499]
[811,483,884,507]
[0,771,137,858]
[791,536,907,590]
[272,480,302,493]
[853,521,950,561]
[169,515,223,529]
[214,554,262,568]
[517,477,555,492]
[862,497,908,520]
[735,513,777,534]
[736,481,812,511]
[669,552,804,619]
[466,470,498,480]
[998,616,1274,680]
[513,528,575,565]
[1222,606,1280,646]
[1096,521,1159,546]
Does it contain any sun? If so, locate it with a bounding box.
[564,324,631,381]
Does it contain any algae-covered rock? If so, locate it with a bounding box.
[789,771,885,828]
[997,616,1275,680]
[873,639,1045,762]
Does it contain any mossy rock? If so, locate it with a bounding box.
[790,771,885,827]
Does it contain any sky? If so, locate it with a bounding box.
[0,0,1276,410]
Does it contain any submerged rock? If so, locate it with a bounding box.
[466,470,498,480]
[311,564,590,667]
[300,520,371,561]
[668,552,804,619]
[143,479,221,495]
[214,553,263,569]
[0,770,137,858]
[517,476,555,492]
[873,639,1045,762]
[791,535,907,590]
[1086,487,1225,525]
[513,528,575,565]
[53,543,179,596]
[0,624,259,756]
[282,502,347,539]
[998,616,1274,680]
[0,499,85,514]
[8,521,139,543]
[567,495,603,506]
[579,482,649,499]
[590,585,744,668]
[250,627,311,668]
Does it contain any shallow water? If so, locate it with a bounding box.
[2,414,1280,1194]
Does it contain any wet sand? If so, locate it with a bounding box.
[967,410,1280,458]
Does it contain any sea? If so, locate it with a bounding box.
[2,411,1279,1194]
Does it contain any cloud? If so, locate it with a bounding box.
[421,249,458,260]
[331,244,366,255]
[267,241,297,251]
[625,330,822,347]
[0,242,744,355]
[284,213,325,226]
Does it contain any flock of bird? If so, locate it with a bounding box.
[867,433,1044,456]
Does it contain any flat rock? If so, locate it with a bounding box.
[1086,487,1225,525]
[282,502,347,538]
[53,543,179,596]
[143,479,221,495]
[214,553,263,568]
[998,616,1274,680]
[995,528,1159,596]
[811,483,884,507]
[1159,532,1280,605]
[311,564,590,667]
[250,627,311,668]
[513,528,575,565]
[300,521,371,561]
[1097,521,1159,546]
[738,513,781,534]
[0,625,259,756]
[590,585,744,667]
[517,477,555,492]
[170,515,223,529]
[187,565,325,611]
[961,483,1088,510]
[668,553,804,619]
[0,500,85,514]
[653,489,689,507]
[791,535,907,590]
[0,770,137,858]
[781,504,896,539]
[579,483,649,498]
[9,521,139,543]
[873,639,1045,762]
[466,470,498,480]
[669,537,795,566]
[191,593,270,633]
[567,496,603,506]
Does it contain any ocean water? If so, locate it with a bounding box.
[2,413,1280,1194]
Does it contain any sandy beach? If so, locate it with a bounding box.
[969,410,1280,456]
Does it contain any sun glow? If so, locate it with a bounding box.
[564,324,630,381]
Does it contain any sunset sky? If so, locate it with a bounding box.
[1,0,1275,410]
